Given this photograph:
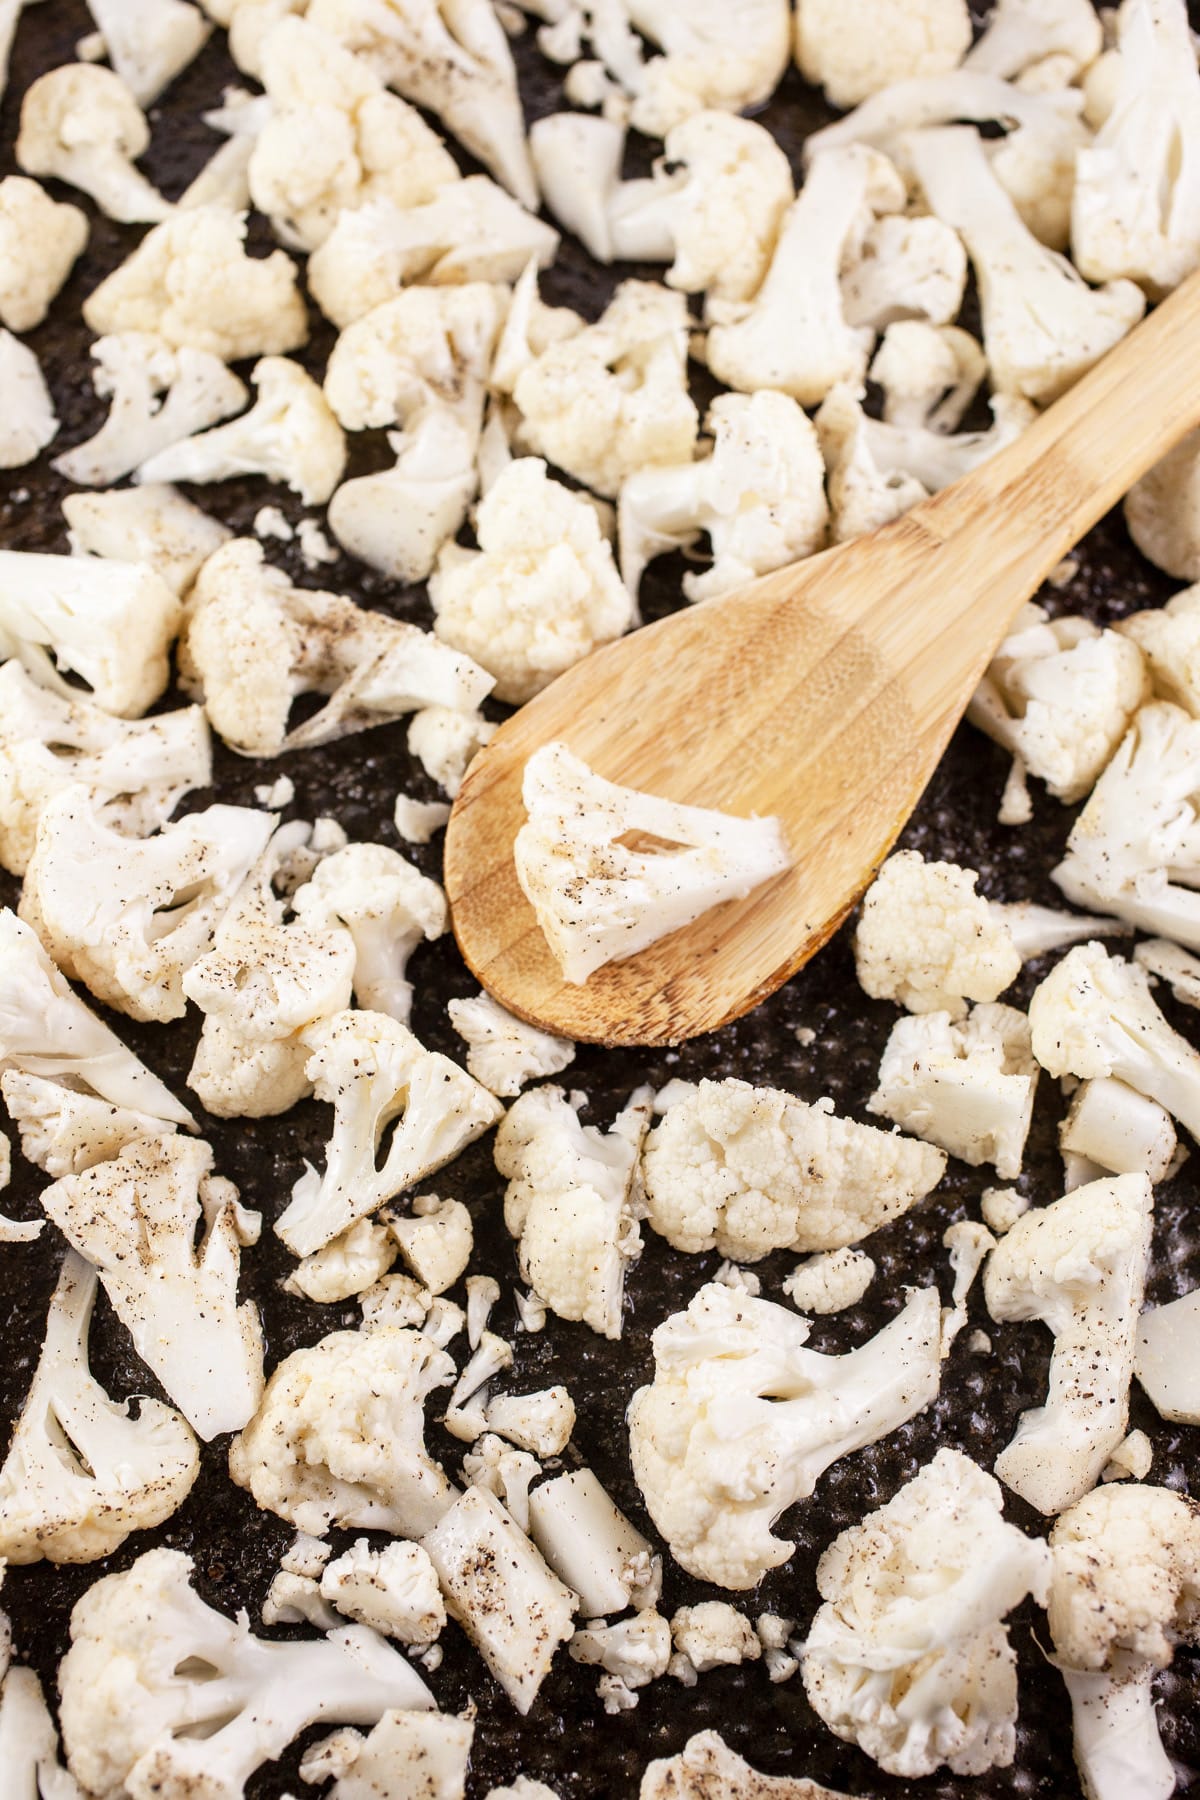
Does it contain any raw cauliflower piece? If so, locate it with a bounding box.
[641,1734,854,1800]
[641,1076,946,1260]
[1136,1286,1200,1423]
[139,355,347,505]
[802,1448,1051,1778]
[39,1133,265,1440]
[570,1611,672,1693]
[230,1324,457,1534]
[285,1218,397,1304]
[21,785,274,1022]
[180,538,492,755]
[64,484,231,595]
[87,0,213,104]
[447,990,574,1097]
[292,840,446,1022]
[496,1084,650,1339]
[854,850,1022,1018]
[843,223,970,333]
[0,661,211,877]
[1119,582,1200,705]
[526,1465,656,1617]
[783,1248,875,1315]
[407,703,495,798]
[82,206,308,361]
[795,0,971,108]
[325,1712,474,1800]
[0,1070,169,1180]
[965,0,1102,82]
[671,1602,759,1674]
[868,1003,1039,1180]
[969,603,1149,804]
[430,457,634,702]
[389,1194,474,1294]
[462,1430,540,1531]
[1048,1482,1200,1800]
[320,1538,446,1644]
[868,323,985,429]
[629,1281,943,1589]
[618,391,828,605]
[0,1665,81,1800]
[0,332,56,469]
[16,63,171,224]
[486,1387,574,1456]
[705,146,905,407]
[275,1010,503,1257]
[515,742,791,985]
[984,1173,1153,1513]
[0,175,87,332]
[512,279,697,499]
[0,1250,198,1563]
[1124,432,1200,581]
[248,15,460,251]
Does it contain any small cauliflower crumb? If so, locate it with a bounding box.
[980,1186,1031,1235]
[783,1247,875,1314]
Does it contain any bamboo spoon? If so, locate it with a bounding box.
[444,272,1200,1047]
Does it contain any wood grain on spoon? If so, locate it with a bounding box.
[445,269,1200,1047]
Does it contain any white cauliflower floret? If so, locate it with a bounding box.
[855,850,1022,1018]
[867,323,985,430]
[82,206,308,361]
[1029,941,1200,1140]
[180,538,491,755]
[139,355,346,505]
[843,219,969,331]
[275,1010,503,1257]
[1060,1076,1178,1185]
[1119,581,1200,702]
[705,146,904,406]
[87,0,213,104]
[0,661,211,877]
[0,550,181,719]
[0,1070,170,1179]
[969,603,1149,805]
[1048,1483,1200,1800]
[496,1084,650,1339]
[909,126,1145,403]
[0,1664,82,1800]
[868,1003,1039,1180]
[512,279,697,498]
[515,742,791,985]
[640,1733,856,1800]
[0,175,88,332]
[320,1538,446,1644]
[57,1546,433,1799]
[1124,435,1200,581]
[965,0,1102,82]
[325,1710,474,1798]
[462,1430,540,1531]
[1136,1287,1200,1424]
[21,785,273,1022]
[783,1247,875,1315]
[0,909,193,1127]
[0,331,57,469]
[628,1281,943,1589]
[672,1602,759,1675]
[249,15,460,251]
[983,1173,1153,1514]
[40,1135,264,1441]
[486,1386,574,1456]
[16,63,171,223]
[802,1448,1051,1778]
[527,1466,657,1618]
[430,457,634,703]
[641,1076,946,1260]
[285,1218,397,1303]
[389,1194,474,1294]
[407,702,495,798]
[64,484,231,594]
[308,0,537,206]
[230,1324,456,1534]
[571,1612,671,1699]
[447,990,574,1098]
[54,332,249,489]
[422,1485,576,1714]
[292,840,446,1021]
[1071,0,1200,297]
[795,0,971,108]
[618,391,828,606]
[0,1249,198,1564]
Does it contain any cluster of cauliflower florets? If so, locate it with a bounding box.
[3,0,1200,1796]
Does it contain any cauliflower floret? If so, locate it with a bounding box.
[16,63,171,223]
[21,785,274,1022]
[0,175,87,332]
[515,742,791,985]
[447,990,574,1097]
[87,0,213,104]
[641,1734,855,1800]
[671,1602,760,1675]
[964,0,1102,83]
[984,1173,1153,1513]
[1060,1075,1178,1185]
[0,1665,81,1800]
[230,1324,457,1534]
[705,147,904,406]
[292,840,446,1021]
[496,1084,650,1338]
[320,1539,446,1644]
[82,206,308,361]
[407,702,495,798]
[0,1249,198,1564]
[783,1247,875,1315]
[0,661,211,877]
[842,217,969,331]
[526,1465,657,1618]
[40,1134,265,1440]
[512,279,697,498]
[969,603,1149,804]
[854,850,1022,1018]
[802,1448,1051,1778]
[0,1069,170,1179]
[485,1386,574,1456]
[139,355,346,505]
[1048,1483,1200,1800]
[1124,433,1200,581]
[628,1281,943,1589]
[64,484,232,595]
[285,1218,397,1303]
[618,391,828,605]
[389,1194,474,1294]
[462,1430,540,1531]
[180,538,491,755]
[641,1076,946,1260]
[868,1003,1039,1180]
[0,331,57,469]
[1119,582,1200,703]
[795,0,971,108]
[1136,1287,1200,1425]
[570,1612,671,1700]
[275,1010,503,1257]
[430,457,634,703]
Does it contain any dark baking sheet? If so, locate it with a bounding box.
[1,4,1197,1795]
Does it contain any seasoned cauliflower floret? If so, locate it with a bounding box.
[795,0,972,108]
[292,840,447,1022]
[284,1218,397,1304]
[16,62,172,224]
[64,484,232,595]
[447,990,574,1098]
[782,1247,875,1315]
[641,1076,946,1260]
[854,850,1022,1017]
[0,175,87,332]
[320,1537,446,1644]
[389,1194,474,1295]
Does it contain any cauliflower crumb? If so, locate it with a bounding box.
[783,1247,875,1315]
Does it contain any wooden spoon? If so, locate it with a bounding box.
[445,273,1200,1047]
